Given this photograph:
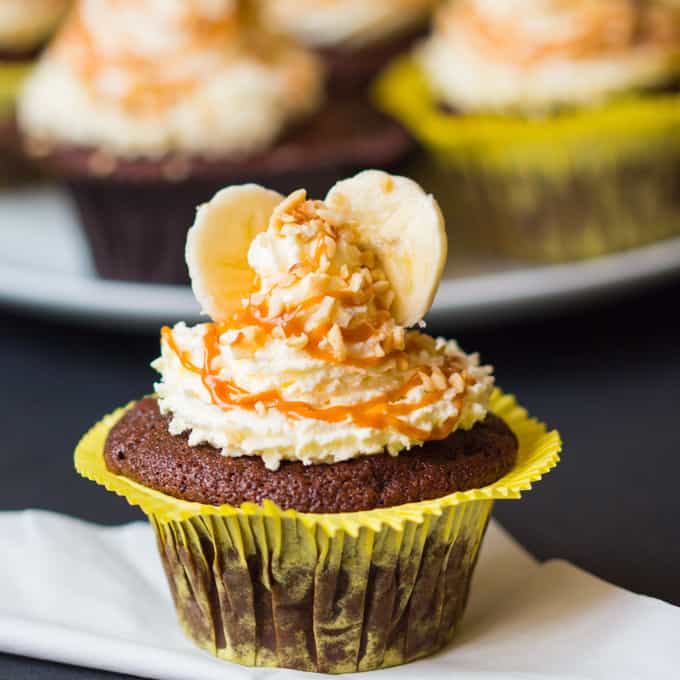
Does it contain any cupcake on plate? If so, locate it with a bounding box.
[375,0,680,261]
[0,0,70,182]
[75,170,560,672]
[18,0,411,284]
[259,0,438,89]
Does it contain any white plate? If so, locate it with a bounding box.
[2,184,680,330]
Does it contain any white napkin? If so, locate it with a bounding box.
[0,510,676,679]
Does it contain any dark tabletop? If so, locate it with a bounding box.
[2,277,680,679]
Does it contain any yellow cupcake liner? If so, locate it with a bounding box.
[75,390,560,672]
[374,56,680,175]
[374,57,680,261]
[0,62,31,116]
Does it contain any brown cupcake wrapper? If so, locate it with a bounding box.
[68,180,216,284]
[410,152,680,261]
[68,166,360,284]
[151,499,492,673]
[0,117,40,186]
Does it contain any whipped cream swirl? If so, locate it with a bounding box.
[420,0,680,112]
[154,190,493,470]
[19,0,323,156]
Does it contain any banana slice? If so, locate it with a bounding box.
[186,184,283,321]
[326,170,447,327]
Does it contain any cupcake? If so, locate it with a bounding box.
[0,0,70,182]
[17,0,411,284]
[376,0,680,261]
[75,170,561,672]
[259,0,438,89]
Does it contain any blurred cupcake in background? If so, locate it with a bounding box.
[260,0,438,89]
[0,0,70,182]
[18,0,410,283]
[376,0,680,261]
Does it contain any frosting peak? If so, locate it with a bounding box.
[439,0,680,65]
[420,0,680,113]
[245,189,401,363]
[19,0,324,156]
[75,0,242,60]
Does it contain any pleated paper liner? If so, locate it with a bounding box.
[0,62,31,113]
[75,390,561,672]
[374,57,680,261]
[0,61,35,185]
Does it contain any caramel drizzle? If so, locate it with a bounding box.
[222,292,395,369]
[55,6,242,114]
[228,211,396,368]
[161,325,466,441]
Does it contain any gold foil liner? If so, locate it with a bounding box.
[374,57,680,261]
[0,62,31,115]
[75,390,561,672]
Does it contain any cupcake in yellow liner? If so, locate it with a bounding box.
[375,0,680,262]
[75,170,561,672]
[0,0,70,183]
[258,0,438,90]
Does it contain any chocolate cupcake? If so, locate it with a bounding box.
[18,0,412,283]
[376,0,680,261]
[259,0,437,89]
[0,0,70,183]
[75,170,561,672]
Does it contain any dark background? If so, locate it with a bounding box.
[2,278,679,678]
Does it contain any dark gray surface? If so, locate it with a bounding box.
[1,278,679,679]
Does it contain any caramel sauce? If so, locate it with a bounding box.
[221,290,396,369]
[161,325,467,442]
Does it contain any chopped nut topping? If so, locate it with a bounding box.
[431,366,448,391]
[327,324,347,361]
[449,372,465,393]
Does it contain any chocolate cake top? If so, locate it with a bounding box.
[104,398,517,513]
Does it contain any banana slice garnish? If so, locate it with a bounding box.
[186,184,283,321]
[326,170,446,327]
[185,171,447,326]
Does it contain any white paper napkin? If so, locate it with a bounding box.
[0,510,677,679]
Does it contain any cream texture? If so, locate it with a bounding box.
[155,189,493,469]
[154,323,493,470]
[0,0,70,52]
[18,0,323,157]
[260,0,435,48]
[420,0,680,112]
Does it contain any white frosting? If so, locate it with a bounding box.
[18,0,323,157]
[0,0,70,51]
[154,323,493,470]
[154,189,494,469]
[260,0,436,48]
[420,0,680,112]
